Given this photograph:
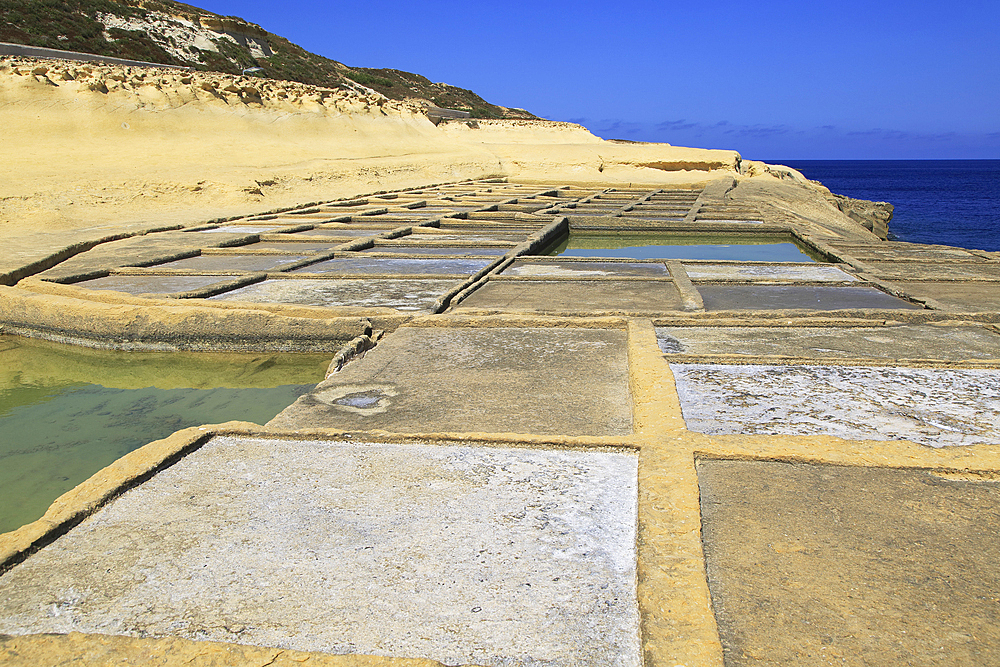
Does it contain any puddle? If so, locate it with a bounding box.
[310,384,398,414]
[0,336,329,534]
[332,389,387,409]
[543,233,822,262]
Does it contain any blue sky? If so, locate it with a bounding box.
[194,0,999,160]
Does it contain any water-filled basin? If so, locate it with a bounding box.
[544,232,822,262]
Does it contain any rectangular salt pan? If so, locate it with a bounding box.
[684,264,857,282]
[672,364,1000,447]
[192,226,286,234]
[74,275,231,295]
[290,228,385,238]
[290,257,495,276]
[698,460,1000,664]
[0,436,640,667]
[211,278,459,312]
[697,285,920,310]
[655,325,1000,361]
[371,246,511,256]
[242,241,343,253]
[503,260,669,277]
[152,254,308,272]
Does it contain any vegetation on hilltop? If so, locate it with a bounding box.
[1,0,173,63]
[0,0,534,118]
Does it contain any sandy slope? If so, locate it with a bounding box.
[0,58,498,233]
[0,56,761,274]
[438,120,740,183]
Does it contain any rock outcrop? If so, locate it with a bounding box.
[826,193,894,239]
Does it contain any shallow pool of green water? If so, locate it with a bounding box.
[544,233,822,262]
[0,336,330,534]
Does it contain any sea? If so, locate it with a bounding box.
[773,160,1000,253]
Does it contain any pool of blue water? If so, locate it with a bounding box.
[544,233,822,262]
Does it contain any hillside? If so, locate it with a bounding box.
[0,0,534,118]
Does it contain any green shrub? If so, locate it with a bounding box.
[344,70,394,88]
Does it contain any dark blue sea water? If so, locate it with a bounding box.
[774,160,1000,252]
